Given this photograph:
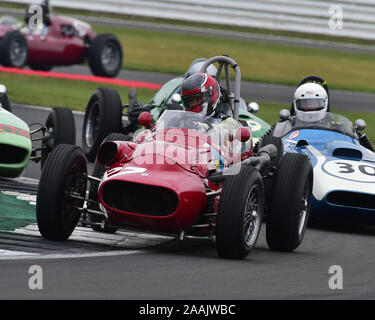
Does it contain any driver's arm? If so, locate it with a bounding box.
[221,117,240,129]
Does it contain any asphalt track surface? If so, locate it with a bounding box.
[0,104,374,299]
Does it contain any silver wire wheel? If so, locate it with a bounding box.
[216,166,264,259]
[244,184,262,248]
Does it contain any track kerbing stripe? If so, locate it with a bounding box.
[0,66,162,90]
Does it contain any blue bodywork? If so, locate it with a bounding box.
[274,115,375,224]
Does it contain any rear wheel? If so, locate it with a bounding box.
[88,133,131,233]
[82,87,123,162]
[88,34,123,78]
[0,31,28,68]
[266,153,313,252]
[216,166,264,259]
[37,145,87,241]
[41,108,76,168]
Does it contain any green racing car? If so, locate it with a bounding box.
[0,85,75,178]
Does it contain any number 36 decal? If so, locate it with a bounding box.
[323,160,375,183]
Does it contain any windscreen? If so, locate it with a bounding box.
[292,112,356,138]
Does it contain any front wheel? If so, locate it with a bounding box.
[216,166,264,259]
[88,34,123,78]
[37,145,87,241]
[266,153,313,252]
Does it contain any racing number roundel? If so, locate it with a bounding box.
[247,120,262,132]
[323,160,375,183]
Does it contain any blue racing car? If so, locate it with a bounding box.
[262,76,375,224]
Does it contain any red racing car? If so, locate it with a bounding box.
[36,56,313,259]
[0,0,123,77]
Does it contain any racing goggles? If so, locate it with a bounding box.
[295,98,325,111]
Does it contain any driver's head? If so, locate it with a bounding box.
[293,83,328,122]
[181,73,220,115]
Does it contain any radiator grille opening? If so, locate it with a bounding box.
[326,191,375,210]
[102,181,178,216]
[0,144,28,164]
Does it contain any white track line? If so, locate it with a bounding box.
[0,249,143,261]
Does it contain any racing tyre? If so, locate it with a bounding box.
[37,144,87,241]
[41,107,76,168]
[82,87,123,162]
[88,133,131,233]
[88,34,123,78]
[0,31,28,68]
[216,166,264,259]
[266,153,313,252]
[0,91,11,112]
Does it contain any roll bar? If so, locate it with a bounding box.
[200,56,241,121]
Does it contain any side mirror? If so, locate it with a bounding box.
[138,112,153,128]
[355,119,366,132]
[235,127,251,142]
[171,93,182,104]
[279,109,291,121]
[248,102,259,113]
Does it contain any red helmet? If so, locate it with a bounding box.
[181,73,220,115]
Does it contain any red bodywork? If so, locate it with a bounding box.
[97,125,253,235]
[0,15,96,66]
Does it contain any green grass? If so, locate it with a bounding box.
[92,25,375,94]
[257,101,375,143]
[0,73,155,111]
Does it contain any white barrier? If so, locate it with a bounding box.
[2,0,375,40]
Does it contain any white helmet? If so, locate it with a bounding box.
[293,83,328,122]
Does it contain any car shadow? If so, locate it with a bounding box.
[307,219,375,237]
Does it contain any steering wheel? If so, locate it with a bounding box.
[291,75,330,114]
